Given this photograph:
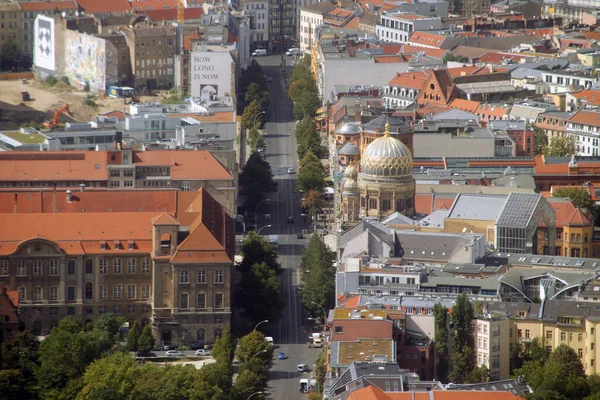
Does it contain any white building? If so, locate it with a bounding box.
[299,2,336,53]
[566,109,600,156]
[239,0,269,45]
[376,13,441,44]
[189,47,235,99]
[540,69,598,94]
[383,71,430,109]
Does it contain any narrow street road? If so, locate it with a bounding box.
[251,55,321,399]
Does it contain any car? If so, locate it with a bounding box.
[136,352,156,357]
[166,350,184,357]
[287,168,294,174]
[267,76,274,82]
[286,48,301,56]
[297,232,304,239]
[278,352,287,360]
[297,363,310,373]
[252,49,267,56]
[189,342,205,350]
[287,216,294,223]
[196,349,211,356]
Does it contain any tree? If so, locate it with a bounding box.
[314,349,327,393]
[245,82,268,108]
[211,326,235,367]
[246,125,265,152]
[237,231,281,275]
[293,89,320,120]
[545,136,576,157]
[443,53,469,64]
[305,189,325,215]
[0,39,21,71]
[239,152,278,212]
[296,116,321,160]
[236,262,284,326]
[553,187,594,211]
[232,369,265,400]
[77,352,137,400]
[236,330,274,367]
[549,344,585,377]
[300,234,335,315]
[289,79,317,103]
[3,330,40,382]
[448,346,473,384]
[466,365,491,383]
[94,313,126,343]
[127,322,141,351]
[533,127,548,156]
[137,325,155,355]
[297,151,325,194]
[0,369,33,399]
[451,293,473,352]
[242,100,265,129]
[433,304,449,383]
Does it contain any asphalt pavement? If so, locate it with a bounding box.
[249,55,322,399]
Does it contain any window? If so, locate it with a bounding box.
[592,343,596,350]
[68,307,76,315]
[50,307,58,316]
[85,282,93,299]
[113,259,122,274]
[526,330,530,338]
[113,305,121,314]
[100,285,107,299]
[197,270,206,283]
[128,305,136,314]
[18,287,26,301]
[215,270,223,283]
[335,326,343,333]
[546,330,553,339]
[113,285,122,299]
[124,170,133,177]
[0,261,10,276]
[128,258,136,274]
[561,332,566,341]
[50,286,58,301]
[100,259,107,274]
[17,261,26,276]
[215,293,223,309]
[67,286,76,301]
[110,170,120,177]
[85,259,93,274]
[67,260,76,274]
[180,270,189,283]
[180,293,189,309]
[518,329,522,337]
[34,260,42,276]
[182,181,191,191]
[142,258,151,273]
[197,293,206,309]
[127,284,136,299]
[579,348,583,358]
[34,287,42,301]
[579,333,584,342]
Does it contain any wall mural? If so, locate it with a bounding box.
[64,31,107,91]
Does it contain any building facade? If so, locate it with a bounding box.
[376,14,441,45]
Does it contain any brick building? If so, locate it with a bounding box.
[0,287,21,347]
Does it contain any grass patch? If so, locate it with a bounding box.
[4,130,47,144]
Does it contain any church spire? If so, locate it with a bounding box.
[384,115,390,137]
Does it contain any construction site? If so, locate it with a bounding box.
[0,78,157,131]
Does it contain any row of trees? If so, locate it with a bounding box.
[288,57,320,121]
[434,293,490,384]
[241,61,270,153]
[236,231,284,329]
[300,234,336,322]
[239,151,278,213]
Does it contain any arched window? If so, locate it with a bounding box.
[85,259,93,274]
[197,328,205,341]
[85,282,93,300]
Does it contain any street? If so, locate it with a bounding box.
[250,55,322,399]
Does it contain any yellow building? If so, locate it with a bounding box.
[488,300,600,377]
[562,208,594,258]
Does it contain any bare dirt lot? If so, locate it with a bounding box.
[0,79,158,130]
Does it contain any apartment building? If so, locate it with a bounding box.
[0,2,21,52]
[473,316,510,380]
[540,69,598,94]
[376,14,441,45]
[20,1,77,57]
[567,109,600,156]
[240,0,269,46]
[124,25,175,91]
[383,71,430,109]
[269,0,295,52]
[0,149,235,212]
[0,188,235,345]
[299,2,336,53]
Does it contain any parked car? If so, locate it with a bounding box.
[297,363,310,373]
[196,349,211,356]
[136,352,156,357]
[166,350,184,357]
[287,168,294,174]
[278,352,287,360]
[189,342,205,350]
[297,232,304,239]
[286,48,301,56]
[267,76,274,82]
[252,49,267,57]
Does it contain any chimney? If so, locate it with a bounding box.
[116,130,123,150]
[354,101,361,122]
[66,190,73,203]
[79,183,86,192]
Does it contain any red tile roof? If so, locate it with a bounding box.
[0,152,108,182]
[20,0,77,11]
[476,104,509,119]
[145,7,204,22]
[447,65,508,77]
[569,109,600,128]
[132,150,233,180]
[477,52,527,65]
[388,71,430,89]
[570,89,600,107]
[130,0,181,11]
[401,44,447,59]
[75,0,132,14]
[349,386,526,400]
[408,31,447,48]
[449,98,481,113]
[564,207,591,226]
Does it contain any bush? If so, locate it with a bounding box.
[54,81,70,91]
[60,76,70,85]
[84,94,97,107]
[45,75,57,87]
[84,80,90,92]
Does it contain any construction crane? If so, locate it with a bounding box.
[177,0,184,27]
[44,104,71,128]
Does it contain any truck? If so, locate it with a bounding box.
[108,86,135,99]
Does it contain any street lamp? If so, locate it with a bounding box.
[257,224,272,235]
[254,198,271,223]
[254,349,268,357]
[247,392,263,400]
[254,320,269,331]
[253,111,266,127]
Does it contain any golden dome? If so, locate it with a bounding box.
[360,119,413,178]
[342,177,358,195]
[344,163,358,179]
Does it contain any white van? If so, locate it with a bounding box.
[252,49,267,57]
[265,336,274,346]
[286,48,301,56]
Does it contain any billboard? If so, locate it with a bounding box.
[64,30,113,91]
[190,51,234,98]
[34,15,55,72]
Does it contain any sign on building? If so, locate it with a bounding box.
[34,15,55,72]
[190,51,234,99]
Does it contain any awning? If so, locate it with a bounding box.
[316,107,325,115]
[316,115,326,121]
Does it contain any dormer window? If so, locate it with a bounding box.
[114,240,121,250]
[100,241,107,250]
[128,241,135,250]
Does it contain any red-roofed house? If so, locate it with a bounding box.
[377,14,442,45]
[566,89,600,112]
[476,103,509,123]
[567,109,600,156]
[144,8,204,23]
[408,31,449,49]
[75,0,132,14]
[383,71,430,108]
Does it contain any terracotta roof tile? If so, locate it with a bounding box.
[0,152,108,182]
[75,0,132,14]
[564,207,591,226]
[145,8,204,21]
[152,212,180,225]
[20,0,77,11]
[570,89,600,106]
[449,98,481,113]
[545,198,576,229]
[476,104,509,118]
[477,52,527,64]
[350,387,526,400]
[402,45,447,59]
[569,109,600,128]
[388,71,429,89]
[408,31,447,48]
[132,150,232,180]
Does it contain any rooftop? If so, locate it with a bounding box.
[338,339,394,364]
[0,131,47,145]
